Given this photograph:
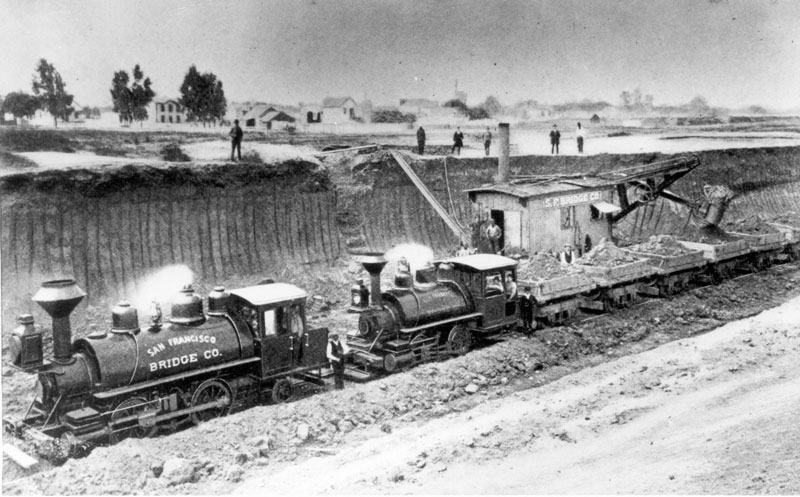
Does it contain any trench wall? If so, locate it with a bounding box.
[2,146,799,332]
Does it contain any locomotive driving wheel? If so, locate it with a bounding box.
[109,396,158,443]
[446,325,470,356]
[190,379,232,424]
[271,378,294,404]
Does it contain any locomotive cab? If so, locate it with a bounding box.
[228,283,328,379]
[442,254,519,332]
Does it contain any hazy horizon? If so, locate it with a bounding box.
[1,0,799,111]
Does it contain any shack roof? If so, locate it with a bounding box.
[465,177,609,199]
[230,283,308,307]
[444,254,518,271]
[322,96,356,108]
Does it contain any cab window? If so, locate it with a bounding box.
[485,272,504,296]
[263,309,277,336]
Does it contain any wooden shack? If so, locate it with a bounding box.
[466,178,622,255]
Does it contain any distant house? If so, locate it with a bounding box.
[301,103,323,124]
[590,114,601,124]
[399,98,439,115]
[241,104,296,129]
[321,96,360,124]
[153,98,186,124]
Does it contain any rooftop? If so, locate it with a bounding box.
[444,254,518,271]
[230,283,308,306]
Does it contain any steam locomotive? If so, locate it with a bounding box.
[4,279,330,460]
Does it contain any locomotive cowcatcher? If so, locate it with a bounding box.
[4,278,330,460]
[346,253,520,375]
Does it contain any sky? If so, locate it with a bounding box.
[1,0,798,110]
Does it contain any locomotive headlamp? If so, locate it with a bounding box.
[9,314,43,369]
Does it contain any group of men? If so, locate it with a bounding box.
[549,122,586,155]
[416,126,493,157]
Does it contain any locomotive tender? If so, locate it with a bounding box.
[4,279,330,459]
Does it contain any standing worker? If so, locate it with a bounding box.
[482,126,492,156]
[549,124,561,155]
[416,126,426,155]
[229,119,243,161]
[485,218,502,254]
[326,332,350,390]
[451,127,464,156]
[576,122,585,154]
[519,286,534,333]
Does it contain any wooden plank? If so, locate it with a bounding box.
[3,444,39,470]
[390,151,468,242]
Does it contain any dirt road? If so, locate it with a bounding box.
[237,296,800,494]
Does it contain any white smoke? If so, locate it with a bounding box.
[384,243,435,273]
[129,264,195,318]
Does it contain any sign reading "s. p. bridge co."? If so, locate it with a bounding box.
[543,191,602,209]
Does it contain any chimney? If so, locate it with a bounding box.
[32,279,86,363]
[354,253,388,307]
[497,123,510,183]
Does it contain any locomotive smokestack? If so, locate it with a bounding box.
[354,253,388,307]
[496,123,510,183]
[32,279,86,363]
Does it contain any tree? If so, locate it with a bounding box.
[467,106,490,120]
[2,91,40,121]
[483,96,502,116]
[31,58,74,127]
[443,99,468,114]
[110,64,155,126]
[110,70,133,123]
[688,96,711,116]
[372,109,416,124]
[179,65,227,126]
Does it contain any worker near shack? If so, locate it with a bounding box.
[549,124,561,155]
[229,119,243,161]
[518,286,534,332]
[576,122,585,154]
[416,126,426,155]
[558,243,576,264]
[452,127,464,155]
[482,127,492,156]
[485,218,502,253]
[326,332,350,390]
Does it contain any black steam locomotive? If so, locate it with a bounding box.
[4,279,330,460]
[346,253,520,373]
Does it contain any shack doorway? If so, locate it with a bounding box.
[490,210,505,252]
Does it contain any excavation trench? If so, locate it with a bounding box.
[2,146,799,333]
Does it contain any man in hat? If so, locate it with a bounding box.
[518,286,534,333]
[229,119,243,161]
[549,124,561,155]
[559,243,576,264]
[326,331,350,390]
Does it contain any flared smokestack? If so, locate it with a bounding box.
[32,279,86,363]
[497,123,510,183]
[354,253,388,307]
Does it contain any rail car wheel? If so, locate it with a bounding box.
[191,379,231,424]
[446,325,470,356]
[109,396,158,443]
[271,378,294,404]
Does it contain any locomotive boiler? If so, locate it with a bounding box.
[346,253,520,374]
[5,278,330,460]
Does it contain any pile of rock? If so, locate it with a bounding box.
[517,253,580,281]
[625,235,694,256]
[724,215,782,235]
[575,239,639,267]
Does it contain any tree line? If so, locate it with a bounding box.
[2,60,227,127]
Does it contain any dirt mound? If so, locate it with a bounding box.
[723,214,782,235]
[678,223,740,243]
[576,239,639,266]
[624,235,695,256]
[517,253,580,281]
